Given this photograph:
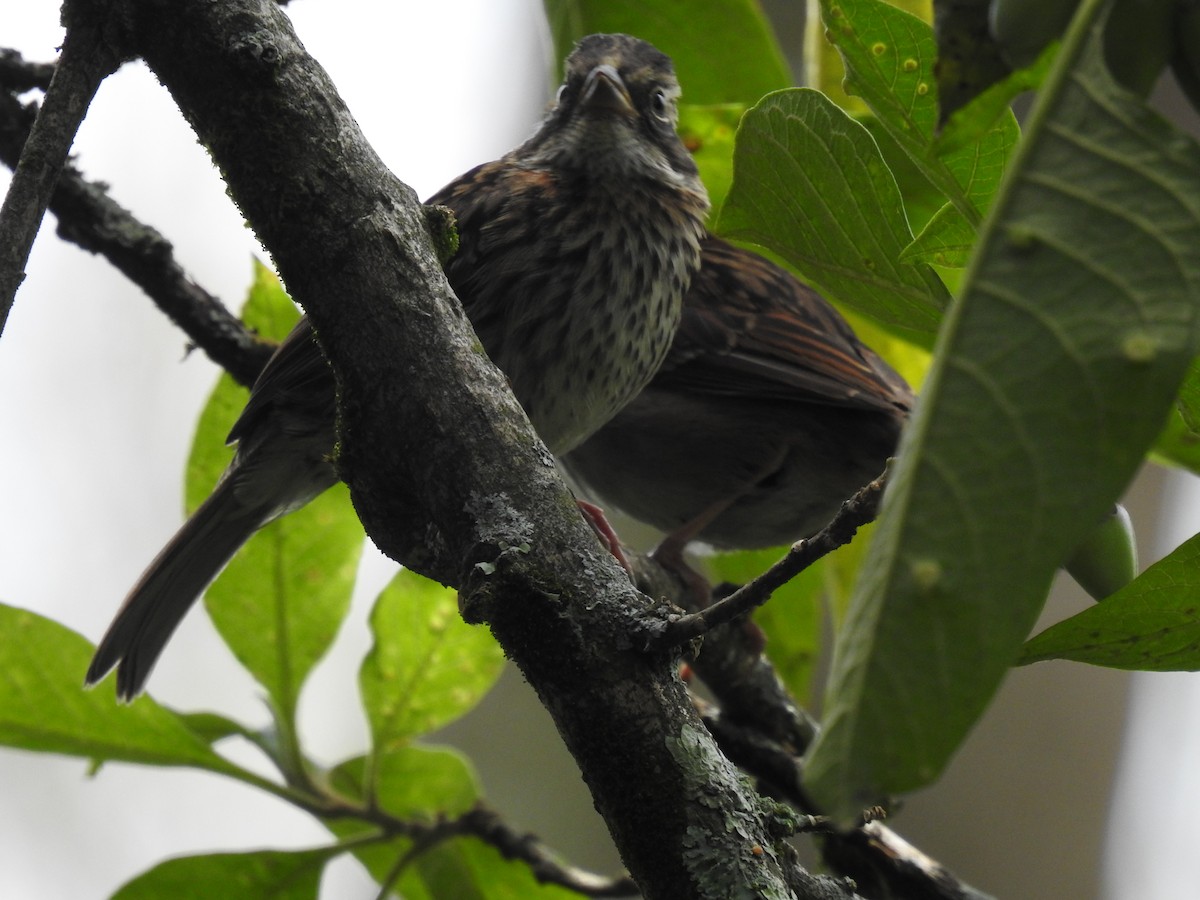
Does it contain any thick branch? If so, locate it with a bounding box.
[293,789,640,898]
[72,0,845,895]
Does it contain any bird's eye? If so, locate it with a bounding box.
[650,89,671,122]
[555,84,568,105]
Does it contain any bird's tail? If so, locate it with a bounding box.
[85,475,269,701]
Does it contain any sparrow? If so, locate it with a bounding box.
[86,34,709,699]
[561,235,913,579]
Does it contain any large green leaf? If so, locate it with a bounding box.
[360,569,504,757]
[805,6,1200,822]
[542,0,790,105]
[0,604,239,774]
[817,0,1019,226]
[1021,531,1200,669]
[861,117,948,236]
[110,847,337,900]
[718,88,949,333]
[187,263,362,721]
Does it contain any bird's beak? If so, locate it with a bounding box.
[580,64,635,116]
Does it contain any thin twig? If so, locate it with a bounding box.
[0,25,118,334]
[258,776,637,899]
[658,471,887,647]
[459,806,639,896]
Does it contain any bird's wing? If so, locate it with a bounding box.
[656,237,913,414]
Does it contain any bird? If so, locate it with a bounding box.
[86,33,710,699]
[560,235,913,587]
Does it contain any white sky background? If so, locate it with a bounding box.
[0,2,548,896]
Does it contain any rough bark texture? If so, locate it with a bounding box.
[66,0,857,895]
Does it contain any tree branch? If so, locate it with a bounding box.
[458,806,639,897]
[287,787,641,898]
[0,17,119,334]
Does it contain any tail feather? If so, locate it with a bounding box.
[86,476,268,700]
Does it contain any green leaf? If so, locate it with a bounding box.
[1021,530,1200,669]
[718,88,949,333]
[542,0,790,105]
[818,0,1019,226]
[0,604,240,774]
[185,368,247,512]
[1177,356,1200,433]
[936,44,1058,157]
[805,7,1200,822]
[184,263,362,720]
[678,103,747,220]
[178,711,254,745]
[110,847,337,900]
[820,522,881,625]
[901,202,976,267]
[1154,402,1200,473]
[334,746,480,820]
[328,748,577,899]
[326,748,478,891]
[246,258,303,341]
[862,117,947,235]
[407,840,580,900]
[360,570,504,754]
